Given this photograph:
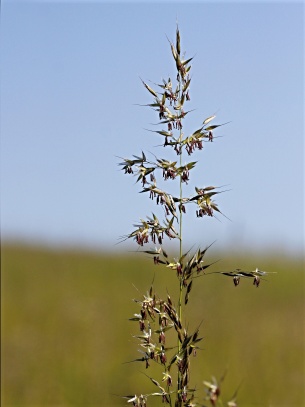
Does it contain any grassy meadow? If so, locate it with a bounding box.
[1,243,304,406]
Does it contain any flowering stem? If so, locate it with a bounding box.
[118,26,268,407]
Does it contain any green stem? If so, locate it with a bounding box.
[178,145,183,322]
[177,73,184,404]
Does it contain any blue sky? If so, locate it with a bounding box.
[1,1,304,255]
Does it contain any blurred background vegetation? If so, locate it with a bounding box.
[1,243,304,406]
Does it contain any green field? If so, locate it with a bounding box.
[1,243,304,406]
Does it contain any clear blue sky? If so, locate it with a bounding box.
[1,1,304,255]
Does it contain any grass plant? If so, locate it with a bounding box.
[118,27,276,407]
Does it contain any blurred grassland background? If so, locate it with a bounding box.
[1,243,304,407]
